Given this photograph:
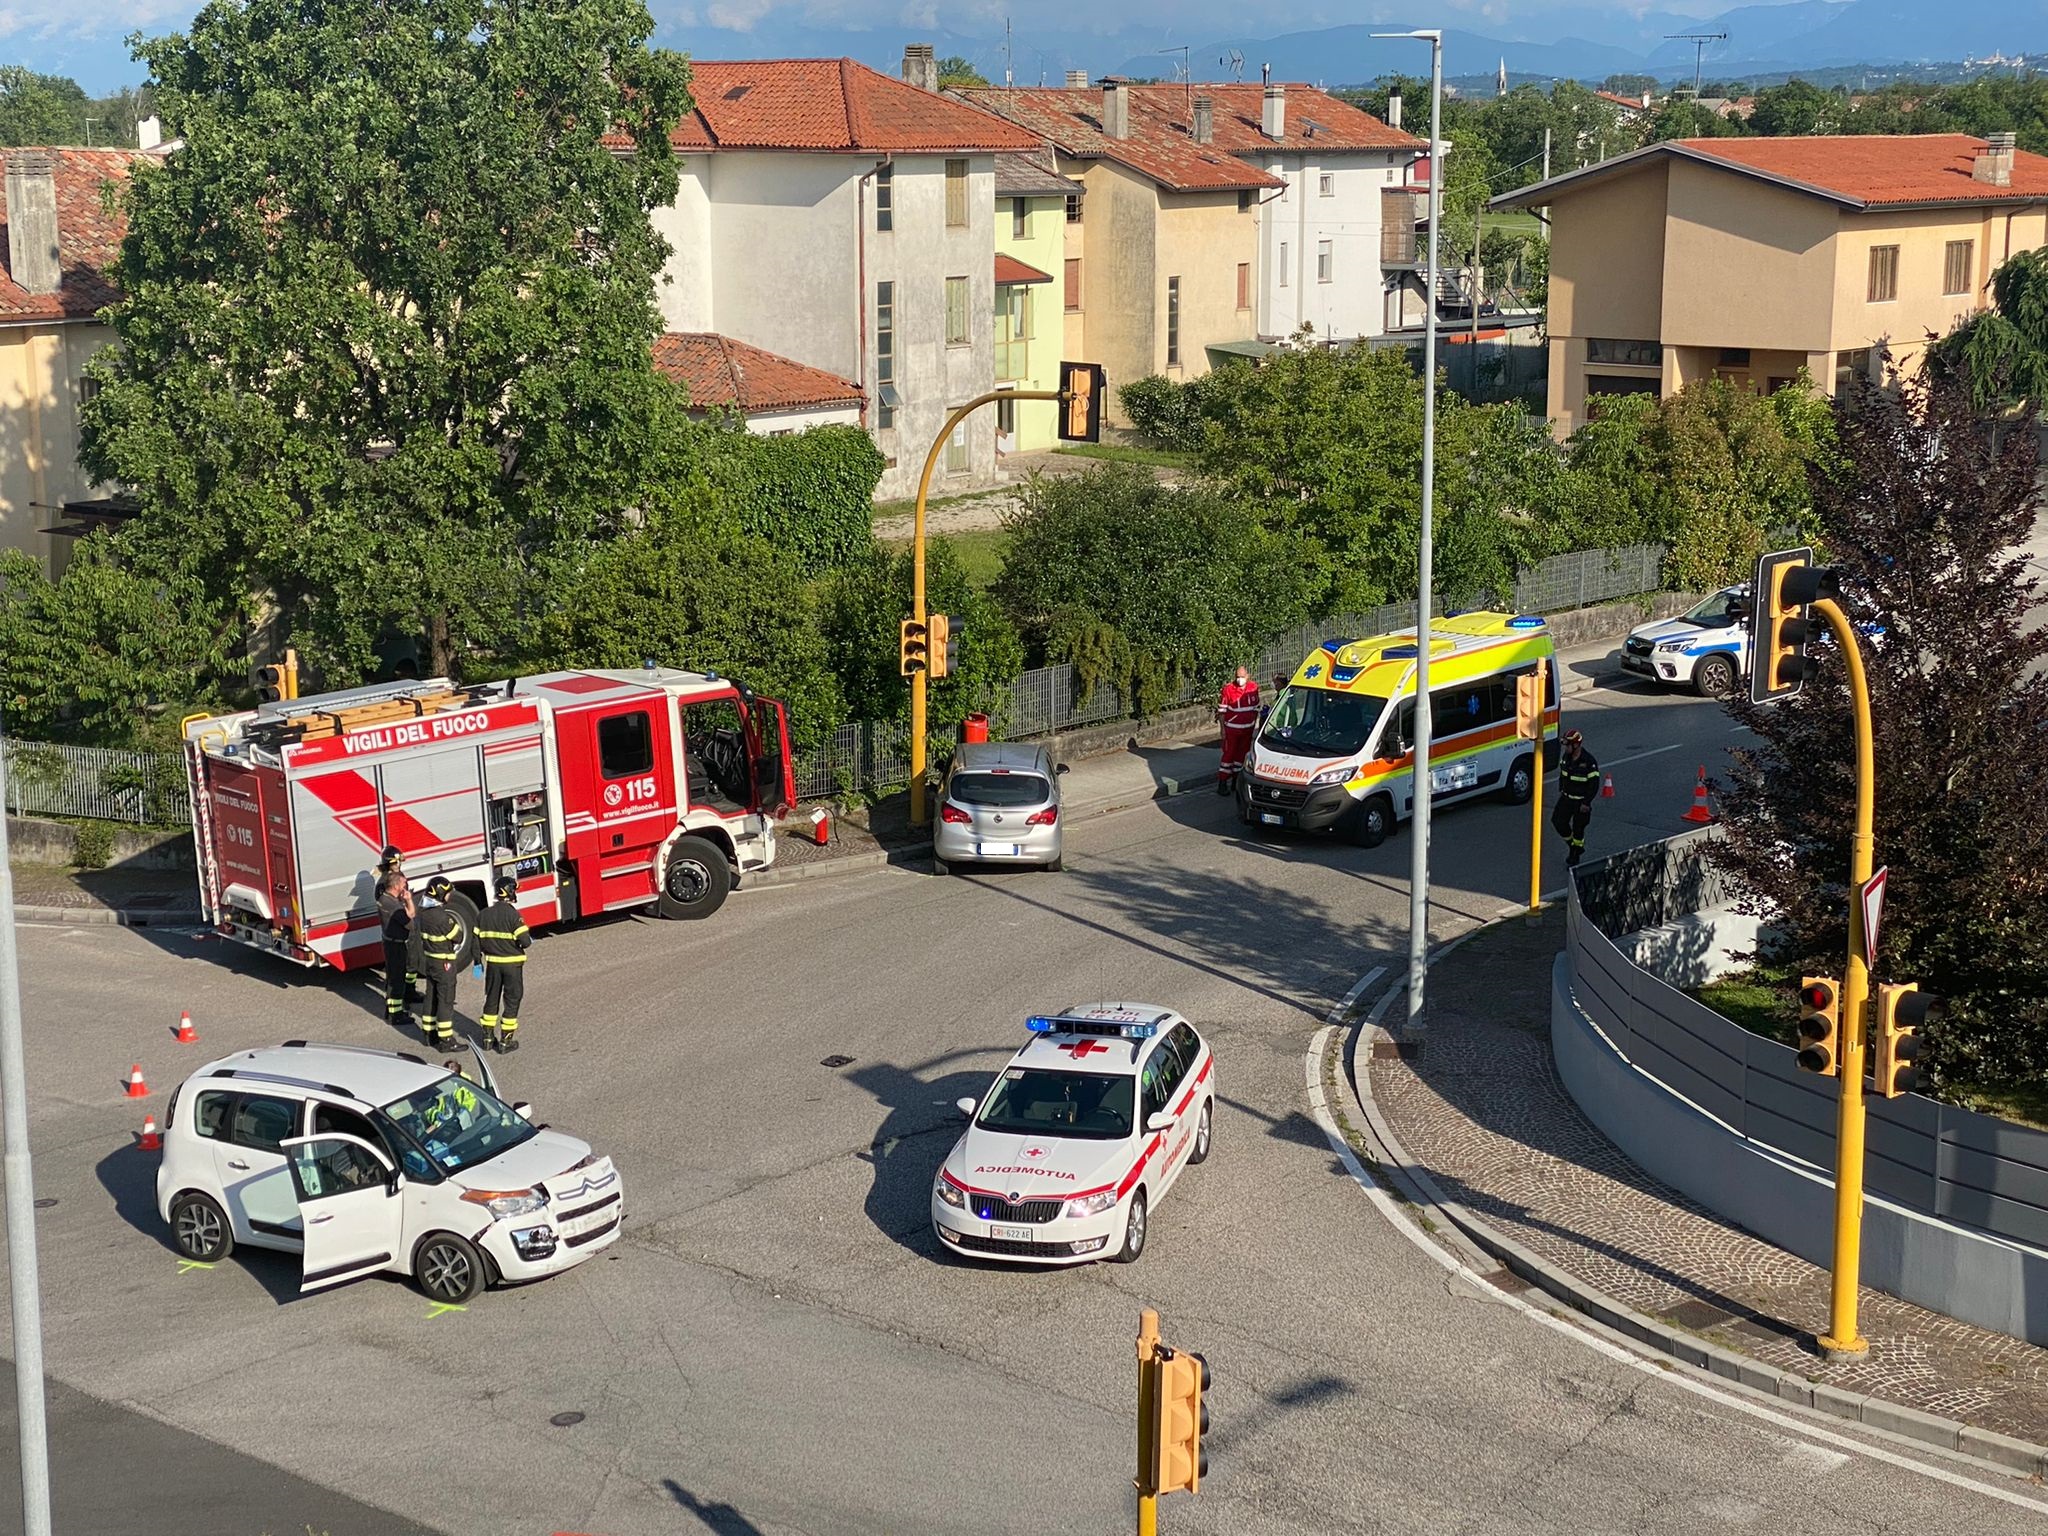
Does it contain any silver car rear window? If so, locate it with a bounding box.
[949,771,1051,808]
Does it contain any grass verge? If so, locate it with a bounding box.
[875,526,1012,589]
[1051,442,1193,470]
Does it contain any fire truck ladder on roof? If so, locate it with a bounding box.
[264,685,493,745]
[184,735,223,923]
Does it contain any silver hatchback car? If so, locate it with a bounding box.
[933,741,1067,874]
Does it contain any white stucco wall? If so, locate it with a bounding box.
[1254,152,1409,344]
[734,402,862,435]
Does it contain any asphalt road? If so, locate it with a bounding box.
[5,663,2045,1536]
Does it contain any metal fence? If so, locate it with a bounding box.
[1511,543,1666,616]
[1,740,191,827]
[1567,833,2048,1252]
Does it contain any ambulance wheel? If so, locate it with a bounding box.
[657,836,730,920]
[1347,795,1392,849]
[1235,781,1254,826]
[1500,754,1537,805]
[1110,1191,1148,1264]
[1694,654,1737,698]
[440,889,480,969]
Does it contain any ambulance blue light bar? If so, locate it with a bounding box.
[1026,1015,1158,1040]
[1507,614,1545,629]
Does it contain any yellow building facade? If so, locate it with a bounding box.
[992,151,1076,453]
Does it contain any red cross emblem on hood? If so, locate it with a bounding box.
[1061,1038,1108,1058]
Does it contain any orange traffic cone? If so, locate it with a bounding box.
[1601,774,1615,799]
[1683,764,1715,824]
[137,1115,161,1152]
[174,1011,198,1044]
[126,1064,149,1099]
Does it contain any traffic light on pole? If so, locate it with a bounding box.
[1058,360,1104,444]
[926,613,951,680]
[1873,983,1938,1099]
[1796,976,1841,1076]
[899,619,929,677]
[1150,1346,1209,1496]
[1750,547,1841,704]
[256,648,299,704]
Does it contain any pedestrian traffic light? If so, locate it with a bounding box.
[257,648,300,704]
[926,613,951,680]
[1873,983,1938,1099]
[899,619,929,677]
[1797,976,1841,1076]
[1150,1345,1209,1496]
[1750,548,1841,704]
[1058,360,1104,443]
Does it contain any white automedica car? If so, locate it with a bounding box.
[156,1042,623,1303]
[932,1005,1214,1266]
[1620,586,1750,696]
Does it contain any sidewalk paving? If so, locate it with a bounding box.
[1361,906,2048,1447]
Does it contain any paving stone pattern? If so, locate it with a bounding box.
[1368,906,2048,1442]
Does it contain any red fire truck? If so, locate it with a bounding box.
[182,666,796,971]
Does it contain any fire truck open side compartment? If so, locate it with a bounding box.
[184,667,797,972]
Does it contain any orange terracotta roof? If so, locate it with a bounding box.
[1593,90,1649,113]
[662,59,1038,154]
[1677,134,2048,206]
[653,331,862,414]
[994,252,1053,285]
[0,147,151,324]
[962,83,1414,194]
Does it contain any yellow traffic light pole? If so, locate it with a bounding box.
[907,388,1066,826]
[1813,594,1875,1359]
[1136,1308,1160,1536]
[1528,657,1547,915]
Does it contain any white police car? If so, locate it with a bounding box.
[933,1005,1214,1265]
[1620,586,1748,696]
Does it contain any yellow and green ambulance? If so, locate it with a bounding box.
[1238,612,1560,846]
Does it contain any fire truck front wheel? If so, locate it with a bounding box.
[657,835,731,920]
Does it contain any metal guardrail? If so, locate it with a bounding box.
[1568,833,2048,1252]
[2,740,190,827]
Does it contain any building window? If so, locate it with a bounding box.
[1317,239,1333,283]
[875,281,896,429]
[945,276,969,346]
[1718,347,1751,367]
[1238,190,1253,212]
[876,163,893,232]
[1868,244,1899,303]
[1944,239,1974,296]
[1834,347,1873,396]
[944,420,970,474]
[1065,192,1081,223]
[1318,173,1334,197]
[1166,276,1180,367]
[1585,337,1663,367]
[1064,257,1081,312]
[1012,198,1028,239]
[78,375,101,407]
[945,158,968,227]
[996,286,1031,381]
[1279,242,1289,287]
[1236,262,1251,310]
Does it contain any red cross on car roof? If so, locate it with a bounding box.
[1060,1038,1109,1057]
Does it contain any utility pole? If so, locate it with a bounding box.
[0,730,54,1536]
[1004,17,1013,91]
[1666,32,1728,102]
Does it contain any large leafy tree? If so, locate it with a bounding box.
[1928,248,2048,413]
[81,0,692,684]
[0,68,89,145]
[1710,374,2048,1089]
[1748,78,1843,137]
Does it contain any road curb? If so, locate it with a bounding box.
[1331,923,2048,1484]
[12,903,202,928]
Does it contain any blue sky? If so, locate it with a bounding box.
[6,0,1799,96]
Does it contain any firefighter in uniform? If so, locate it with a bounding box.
[375,871,417,1029]
[415,877,468,1048]
[1215,666,1261,794]
[474,875,531,1054]
[1553,729,1602,868]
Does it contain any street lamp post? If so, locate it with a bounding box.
[1375,28,1444,1040]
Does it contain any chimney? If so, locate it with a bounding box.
[1974,130,2016,187]
[137,115,162,151]
[1065,70,1089,89]
[902,43,938,92]
[1262,83,1286,140]
[1102,79,1129,140]
[1386,87,1403,131]
[4,151,61,297]
[1193,94,1213,145]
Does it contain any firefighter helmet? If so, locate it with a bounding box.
[378,844,403,871]
[494,875,518,901]
[424,876,454,901]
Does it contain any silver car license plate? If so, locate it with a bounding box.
[976,842,1022,857]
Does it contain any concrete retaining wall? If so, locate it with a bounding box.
[6,815,193,871]
[1552,952,2048,1347]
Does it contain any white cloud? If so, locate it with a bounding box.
[704,0,775,31]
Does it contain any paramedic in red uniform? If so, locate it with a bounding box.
[1215,666,1261,794]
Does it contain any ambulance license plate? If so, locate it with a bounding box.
[976,842,1022,857]
[990,1224,1034,1243]
[1259,812,1283,826]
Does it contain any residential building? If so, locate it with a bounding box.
[961,79,1418,419]
[991,149,1076,453]
[652,331,862,433]
[0,147,153,576]
[1494,134,2048,437]
[642,53,1037,499]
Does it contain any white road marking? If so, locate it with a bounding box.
[1781,1442,1852,1475]
[1324,965,1387,1026]
[1303,1016,2048,1519]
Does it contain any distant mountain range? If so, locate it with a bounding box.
[1109,0,2047,88]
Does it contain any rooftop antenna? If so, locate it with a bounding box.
[1220,48,1245,82]
[1666,31,1728,101]
[1158,43,1191,119]
[1004,17,1013,90]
